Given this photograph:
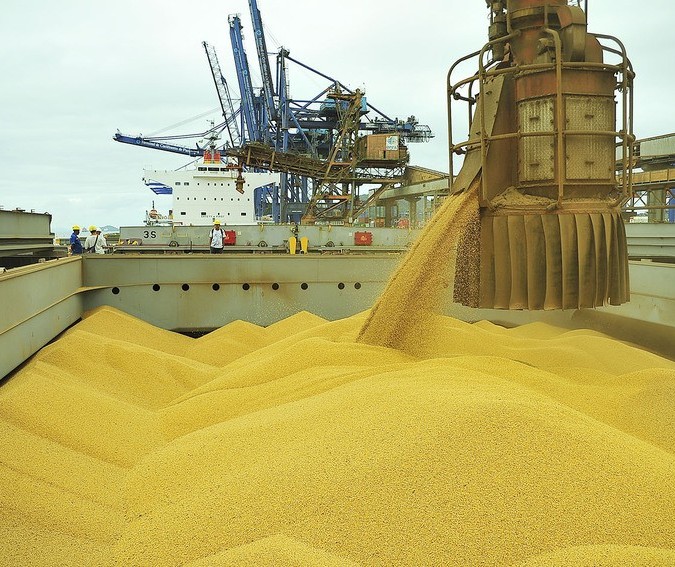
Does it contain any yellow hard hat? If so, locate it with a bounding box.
[72,225,80,230]
[214,219,221,225]
[89,225,96,232]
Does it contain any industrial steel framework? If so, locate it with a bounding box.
[621,133,675,223]
[113,0,433,225]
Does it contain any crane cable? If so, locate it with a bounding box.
[147,107,221,137]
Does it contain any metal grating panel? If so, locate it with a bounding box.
[565,95,615,180]
[518,98,555,182]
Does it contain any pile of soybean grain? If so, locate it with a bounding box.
[1,305,674,566]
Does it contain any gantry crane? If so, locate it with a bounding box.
[113,0,434,224]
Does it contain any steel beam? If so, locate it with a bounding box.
[0,257,83,380]
[80,254,401,330]
[2,254,673,382]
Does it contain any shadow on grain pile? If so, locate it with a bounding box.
[1,190,675,566]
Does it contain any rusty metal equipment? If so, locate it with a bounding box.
[229,88,411,225]
[449,0,634,309]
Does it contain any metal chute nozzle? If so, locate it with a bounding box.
[448,1,633,310]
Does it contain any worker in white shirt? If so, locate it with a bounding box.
[84,226,98,254]
[85,227,107,254]
[209,220,225,254]
[93,228,107,254]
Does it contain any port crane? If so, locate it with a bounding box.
[227,0,433,224]
[203,41,241,149]
[114,0,433,224]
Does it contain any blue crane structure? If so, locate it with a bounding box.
[113,121,225,158]
[112,133,204,157]
[113,0,433,224]
[248,0,276,143]
[228,14,262,145]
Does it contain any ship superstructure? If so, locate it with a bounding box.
[143,149,279,226]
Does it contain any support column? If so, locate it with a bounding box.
[648,188,666,223]
[407,198,418,228]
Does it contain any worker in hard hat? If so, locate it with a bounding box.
[93,228,107,255]
[84,227,107,254]
[84,226,98,254]
[209,219,224,254]
[69,225,83,255]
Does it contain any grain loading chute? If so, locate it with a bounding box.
[449,0,634,309]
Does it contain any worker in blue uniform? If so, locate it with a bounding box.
[69,225,83,255]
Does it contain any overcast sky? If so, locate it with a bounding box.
[0,1,671,235]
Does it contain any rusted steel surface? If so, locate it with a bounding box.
[447,0,634,309]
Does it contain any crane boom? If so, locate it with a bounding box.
[229,14,260,143]
[249,0,276,140]
[113,132,204,157]
[202,41,242,148]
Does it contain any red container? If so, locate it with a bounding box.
[223,230,237,245]
[354,231,373,245]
